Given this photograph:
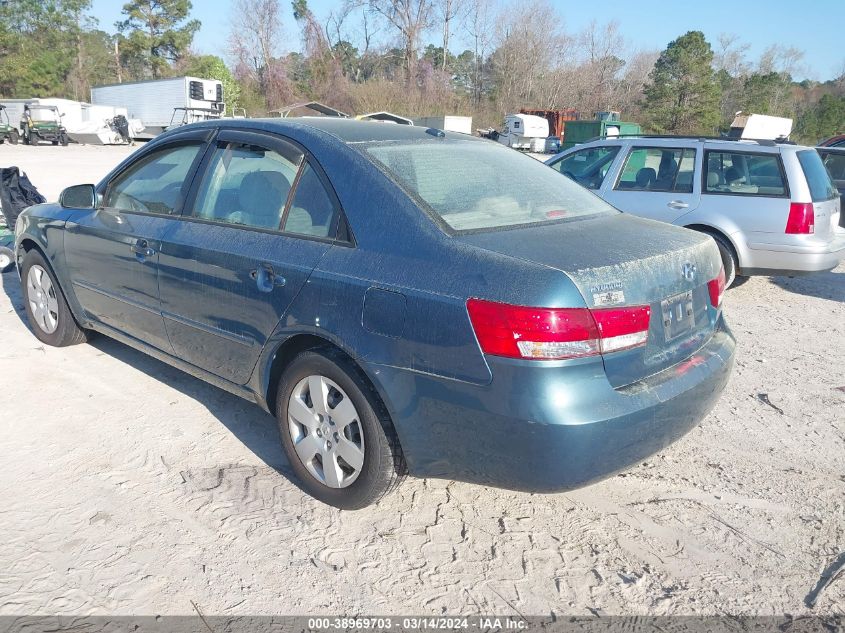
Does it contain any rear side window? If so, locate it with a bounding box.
[283,163,339,238]
[615,147,696,193]
[192,141,302,230]
[551,146,620,190]
[105,143,203,214]
[797,150,838,202]
[705,151,786,196]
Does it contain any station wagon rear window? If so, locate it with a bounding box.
[797,149,838,202]
[704,151,786,196]
[365,141,616,232]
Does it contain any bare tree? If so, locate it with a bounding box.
[435,0,463,71]
[229,0,292,109]
[464,0,495,103]
[368,0,434,84]
[714,33,751,76]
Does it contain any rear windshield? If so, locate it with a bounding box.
[797,150,838,202]
[365,140,617,232]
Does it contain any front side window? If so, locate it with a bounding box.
[105,143,203,214]
[797,149,838,202]
[365,139,616,232]
[193,140,302,230]
[615,147,696,193]
[704,151,786,196]
[551,146,620,190]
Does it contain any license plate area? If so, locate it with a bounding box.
[661,290,695,341]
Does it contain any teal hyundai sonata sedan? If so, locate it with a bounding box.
[14,118,735,508]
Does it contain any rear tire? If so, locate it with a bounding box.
[9,129,19,144]
[20,249,88,347]
[708,233,738,289]
[275,349,405,509]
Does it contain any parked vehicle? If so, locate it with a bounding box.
[20,104,69,146]
[493,114,549,150]
[546,136,844,286]
[818,134,845,148]
[15,119,735,509]
[0,105,20,144]
[91,76,224,138]
[413,115,473,135]
[818,146,845,205]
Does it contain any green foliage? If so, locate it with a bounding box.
[117,0,200,79]
[795,94,845,143]
[740,71,793,117]
[642,31,721,134]
[181,54,241,110]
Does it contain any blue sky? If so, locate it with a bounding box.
[91,0,845,80]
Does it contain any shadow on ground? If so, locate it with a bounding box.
[769,269,845,302]
[1,269,297,481]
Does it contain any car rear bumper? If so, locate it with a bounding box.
[745,230,845,274]
[366,317,735,492]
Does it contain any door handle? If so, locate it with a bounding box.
[668,200,690,210]
[250,263,286,292]
[130,239,155,259]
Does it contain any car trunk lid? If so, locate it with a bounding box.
[458,213,723,388]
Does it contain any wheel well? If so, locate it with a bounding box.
[19,238,38,253]
[264,334,388,423]
[684,224,740,270]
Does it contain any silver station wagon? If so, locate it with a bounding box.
[546,137,845,286]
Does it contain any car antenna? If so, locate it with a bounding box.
[425,127,445,138]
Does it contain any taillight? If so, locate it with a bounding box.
[466,298,650,360]
[785,202,814,234]
[708,266,726,308]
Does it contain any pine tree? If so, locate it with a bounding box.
[642,31,721,135]
[117,0,200,79]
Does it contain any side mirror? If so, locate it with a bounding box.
[60,184,97,209]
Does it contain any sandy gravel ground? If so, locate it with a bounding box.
[0,145,843,616]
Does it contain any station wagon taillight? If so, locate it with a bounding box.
[708,266,726,309]
[466,299,650,360]
[785,202,814,234]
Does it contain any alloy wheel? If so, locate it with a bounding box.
[287,374,365,488]
[26,264,59,334]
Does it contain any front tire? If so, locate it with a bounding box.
[20,249,87,346]
[9,129,19,144]
[275,349,405,509]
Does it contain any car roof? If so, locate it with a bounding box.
[180,116,481,145]
[556,136,816,155]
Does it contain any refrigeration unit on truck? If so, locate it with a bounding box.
[91,76,225,139]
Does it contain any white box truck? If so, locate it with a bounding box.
[91,76,225,138]
[413,115,473,135]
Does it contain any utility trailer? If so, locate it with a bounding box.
[413,115,473,135]
[91,76,224,139]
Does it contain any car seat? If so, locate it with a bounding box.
[238,171,290,229]
[635,167,656,190]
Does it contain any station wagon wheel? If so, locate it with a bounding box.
[20,249,88,347]
[276,350,405,509]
